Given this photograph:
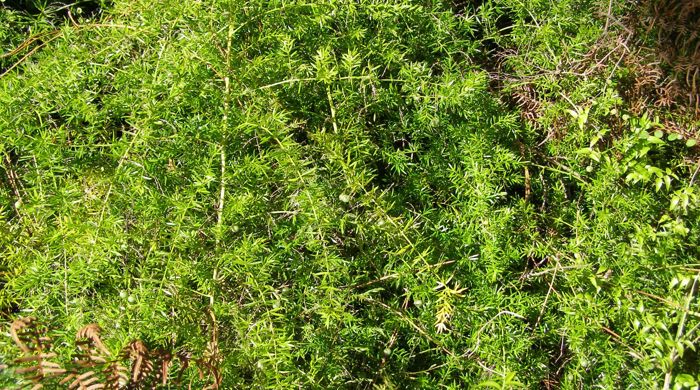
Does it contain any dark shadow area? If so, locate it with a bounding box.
[537,336,571,390]
[1,0,109,19]
[1,0,111,74]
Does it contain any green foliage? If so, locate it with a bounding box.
[1,0,699,388]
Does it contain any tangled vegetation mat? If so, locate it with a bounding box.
[1,0,699,388]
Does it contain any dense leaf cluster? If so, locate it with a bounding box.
[1,0,699,388]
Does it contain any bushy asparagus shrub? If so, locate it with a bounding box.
[1,0,699,388]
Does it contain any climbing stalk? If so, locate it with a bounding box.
[327,85,338,134]
[216,24,234,246]
[663,274,699,390]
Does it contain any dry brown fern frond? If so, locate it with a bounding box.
[59,370,104,390]
[10,317,66,388]
[7,317,219,389]
[60,326,104,390]
[123,340,154,387]
[196,343,222,390]
[635,0,700,117]
[196,309,222,389]
[59,324,127,390]
[511,83,542,125]
[102,362,129,390]
[11,318,51,356]
[174,351,192,386]
[75,324,110,366]
[149,350,173,387]
[656,79,681,109]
